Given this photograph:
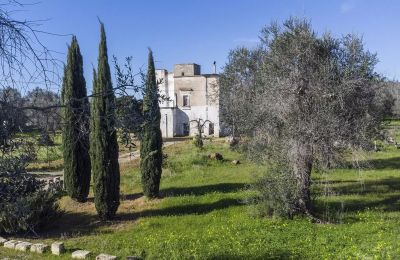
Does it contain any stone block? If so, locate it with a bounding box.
[31,243,50,253]
[51,242,65,255]
[72,250,92,259]
[96,253,118,260]
[0,237,7,245]
[3,240,20,249]
[15,241,32,251]
[126,257,141,260]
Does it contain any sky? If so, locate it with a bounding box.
[12,0,400,91]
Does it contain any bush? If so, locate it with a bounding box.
[249,169,299,218]
[0,158,63,235]
[37,131,54,146]
[193,134,204,148]
[228,137,239,150]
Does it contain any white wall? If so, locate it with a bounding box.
[160,108,176,138]
[156,65,222,138]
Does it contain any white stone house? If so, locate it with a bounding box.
[156,63,221,138]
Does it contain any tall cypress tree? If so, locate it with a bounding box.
[61,36,91,202]
[140,49,163,198]
[90,23,120,220]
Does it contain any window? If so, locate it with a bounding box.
[183,95,190,107]
[181,72,185,76]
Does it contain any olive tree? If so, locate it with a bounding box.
[220,18,392,218]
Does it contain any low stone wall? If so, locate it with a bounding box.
[1,236,139,259]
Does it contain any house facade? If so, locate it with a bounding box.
[156,63,221,138]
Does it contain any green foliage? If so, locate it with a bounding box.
[140,49,163,198]
[90,23,120,220]
[116,96,143,138]
[37,131,54,146]
[3,139,400,258]
[0,158,62,235]
[193,134,203,148]
[61,36,91,202]
[221,18,392,214]
[249,168,299,218]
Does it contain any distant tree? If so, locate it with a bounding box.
[218,47,264,139]
[25,87,61,133]
[0,1,62,235]
[61,36,91,202]
[140,49,163,198]
[0,87,27,144]
[116,96,144,137]
[90,23,120,220]
[190,118,210,148]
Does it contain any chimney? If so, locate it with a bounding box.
[213,61,216,74]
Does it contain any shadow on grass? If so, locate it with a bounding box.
[363,156,400,170]
[319,194,400,213]
[333,156,400,170]
[34,195,242,239]
[314,177,400,221]
[316,177,400,196]
[161,183,246,197]
[117,198,242,221]
[208,250,300,260]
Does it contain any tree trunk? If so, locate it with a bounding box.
[293,142,313,214]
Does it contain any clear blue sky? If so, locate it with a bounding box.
[15,0,400,90]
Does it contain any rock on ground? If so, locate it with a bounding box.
[15,242,32,251]
[3,240,21,249]
[31,243,50,253]
[231,159,240,165]
[51,242,65,255]
[96,254,117,260]
[72,250,92,259]
[208,152,223,160]
[0,237,7,246]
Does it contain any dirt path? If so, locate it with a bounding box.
[30,141,177,179]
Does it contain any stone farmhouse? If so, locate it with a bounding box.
[156,63,222,138]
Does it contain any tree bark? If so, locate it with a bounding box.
[293,142,313,214]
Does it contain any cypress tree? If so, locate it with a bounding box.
[140,49,163,198]
[61,36,91,202]
[90,23,120,220]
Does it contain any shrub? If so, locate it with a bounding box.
[228,137,239,150]
[193,134,204,148]
[249,169,299,218]
[0,157,63,235]
[37,131,54,146]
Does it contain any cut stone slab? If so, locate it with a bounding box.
[0,237,7,245]
[51,242,65,255]
[4,240,21,249]
[15,242,32,252]
[31,243,50,254]
[72,250,92,259]
[126,257,141,260]
[96,254,117,260]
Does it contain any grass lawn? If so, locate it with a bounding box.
[1,138,400,259]
[19,131,138,172]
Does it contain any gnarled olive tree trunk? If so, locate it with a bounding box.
[291,141,313,213]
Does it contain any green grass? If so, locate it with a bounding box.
[2,139,400,259]
[18,131,138,172]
